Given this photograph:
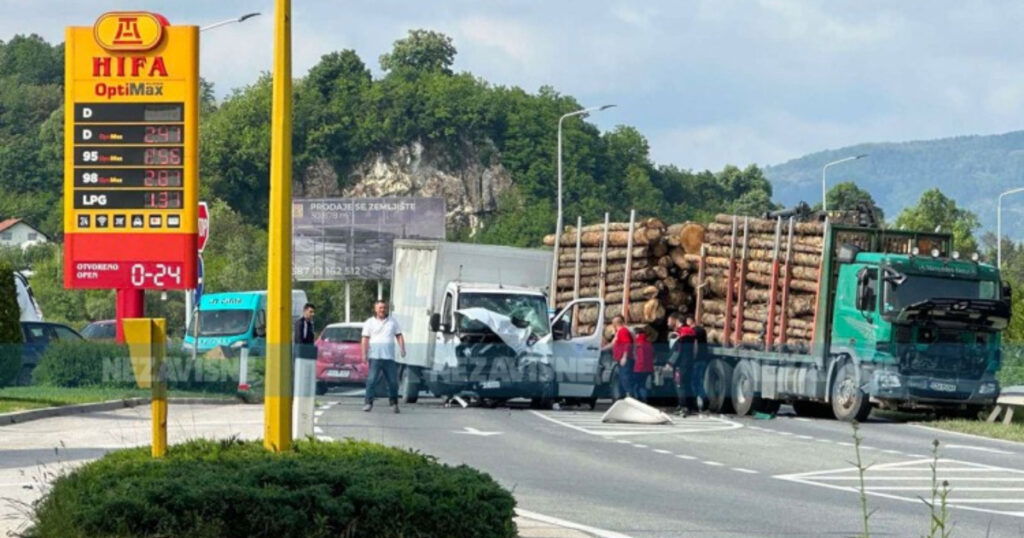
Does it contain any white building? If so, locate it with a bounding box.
[0,218,48,249]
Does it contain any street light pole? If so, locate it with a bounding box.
[200,12,261,32]
[997,187,1024,268]
[549,104,616,308]
[821,154,868,213]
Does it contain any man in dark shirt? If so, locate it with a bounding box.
[688,317,709,412]
[666,313,696,414]
[294,303,316,359]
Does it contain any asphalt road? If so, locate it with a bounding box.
[317,391,1024,537]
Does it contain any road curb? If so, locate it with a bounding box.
[0,397,241,427]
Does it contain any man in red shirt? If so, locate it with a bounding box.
[632,326,655,402]
[602,315,633,399]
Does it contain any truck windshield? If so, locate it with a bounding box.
[320,326,362,343]
[188,309,254,337]
[458,293,550,336]
[885,276,997,312]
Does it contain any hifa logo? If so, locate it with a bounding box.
[93,12,167,52]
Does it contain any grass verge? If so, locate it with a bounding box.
[0,386,235,414]
[919,417,1024,443]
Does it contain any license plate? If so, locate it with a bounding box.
[326,369,350,378]
[480,380,501,389]
[930,381,956,392]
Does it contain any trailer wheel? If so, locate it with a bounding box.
[831,362,871,422]
[399,366,419,404]
[704,359,734,414]
[730,361,761,416]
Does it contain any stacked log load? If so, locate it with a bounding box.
[543,218,706,338]
[685,214,824,349]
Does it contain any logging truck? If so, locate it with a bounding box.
[694,216,1009,421]
[391,240,605,407]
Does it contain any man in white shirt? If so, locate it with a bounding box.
[362,300,406,413]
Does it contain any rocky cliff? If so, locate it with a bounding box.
[297,139,513,233]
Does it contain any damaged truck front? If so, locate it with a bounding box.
[391,240,604,407]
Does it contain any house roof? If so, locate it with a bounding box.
[0,218,47,239]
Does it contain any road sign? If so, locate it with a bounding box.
[63,12,198,290]
[197,201,209,253]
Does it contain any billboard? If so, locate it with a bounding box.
[292,197,445,280]
[63,12,198,290]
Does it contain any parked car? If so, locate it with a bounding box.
[17,321,84,384]
[315,322,366,394]
[81,319,116,340]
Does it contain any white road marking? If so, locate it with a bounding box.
[703,461,724,466]
[315,435,333,441]
[816,438,833,443]
[777,458,1024,519]
[794,418,812,422]
[616,439,632,444]
[314,411,324,417]
[313,426,324,434]
[881,449,903,455]
[453,427,502,437]
[946,444,1014,455]
[676,454,697,460]
[515,508,632,538]
[633,444,649,448]
[796,435,814,440]
[652,449,672,454]
[733,468,759,474]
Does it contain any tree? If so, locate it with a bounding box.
[379,30,456,75]
[894,188,980,253]
[0,261,24,386]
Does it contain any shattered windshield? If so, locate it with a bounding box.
[457,293,549,336]
[884,275,997,313]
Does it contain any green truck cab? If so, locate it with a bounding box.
[826,246,1007,419]
[704,222,1010,421]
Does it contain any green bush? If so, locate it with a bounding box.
[29,438,517,538]
[0,261,23,387]
[1000,344,1024,387]
[32,340,243,394]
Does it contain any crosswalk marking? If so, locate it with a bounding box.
[777,458,1024,519]
[530,410,741,437]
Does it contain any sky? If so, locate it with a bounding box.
[5,0,1024,173]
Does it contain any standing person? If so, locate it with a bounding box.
[294,303,316,358]
[666,312,697,415]
[361,300,406,413]
[632,326,655,402]
[689,317,710,413]
[601,315,634,399]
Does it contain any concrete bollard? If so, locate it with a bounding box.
[292,344,317,439]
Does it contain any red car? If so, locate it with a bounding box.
[315,322,366,394]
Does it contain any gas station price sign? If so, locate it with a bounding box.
[64,12,198,290]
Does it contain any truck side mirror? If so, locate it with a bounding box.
[429,313,441,333]
[1002,282,1012,305]
[856,267,875,311]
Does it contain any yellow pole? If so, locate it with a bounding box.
[151,319,167,458]
[264,0,293,452]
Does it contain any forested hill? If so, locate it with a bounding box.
[764,130,1024,234]
[0,30,778,249]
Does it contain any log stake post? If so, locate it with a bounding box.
[734,217,750,345]
[598,213,610,301]
[778,218,796,345]
[573,216,583,301]
[808,217,828,351]
[722,216,738,347]
[622,209,637,322]
[765,217,782,351]
[695,244,707,324]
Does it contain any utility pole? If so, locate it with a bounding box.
[264,0,293,452]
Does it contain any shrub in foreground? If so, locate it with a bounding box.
[29,438,517,538]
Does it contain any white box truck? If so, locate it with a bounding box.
[391,240,604,407]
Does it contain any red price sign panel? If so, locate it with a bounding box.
[63,12,198,290]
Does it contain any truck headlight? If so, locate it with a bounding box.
[979,382,998,395]
[877,371,902,389]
